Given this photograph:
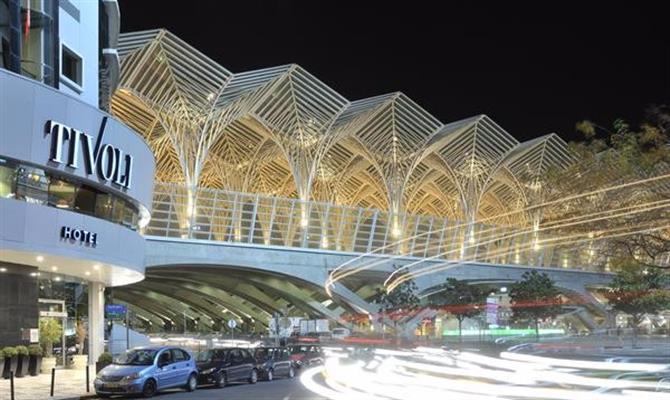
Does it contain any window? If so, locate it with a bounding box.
[60,44,82,90]
[231,350,243,363]
[111,198,126,224]
[74,185,97,214]
[95,193,114,219]
[1,156,141,230]
[115,349,158,366]
[16,166,49,204]
[171,349,187,362]
[158,350,172,365]
[121,201,137,228]
[48,179,76,209]
[220,350,231,361]
[0,159,16,198]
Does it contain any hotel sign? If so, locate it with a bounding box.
[46,117,134,189]
[61,226,98,246]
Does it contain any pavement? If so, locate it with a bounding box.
[0,367,93,400]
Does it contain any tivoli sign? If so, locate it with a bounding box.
[46,117,133,189]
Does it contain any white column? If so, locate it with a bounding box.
[88,281,105,366]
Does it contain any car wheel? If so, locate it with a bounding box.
[214,372,227,388]
[186,373,198,392]
[288,366,295,379]
[249,369,258,384]
[142,379,157,398]
[266,369,274,381]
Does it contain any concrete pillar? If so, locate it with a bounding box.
[88,281,105,366]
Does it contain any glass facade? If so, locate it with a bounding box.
[0,0,58,86]
[0,156,140,230]
[38,273,89,361]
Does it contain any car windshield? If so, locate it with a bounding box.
[114,349,157,366]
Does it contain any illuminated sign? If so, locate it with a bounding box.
[46,117,133,189]
[105,304,127,319]
[61,226,98,246]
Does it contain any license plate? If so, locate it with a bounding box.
[103,383,120,389]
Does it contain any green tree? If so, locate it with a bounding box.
[373,277,419,339]
[39,318,63,357]
[509,271,562,340]
[428,279,485,342]
[603,262,670,347]
[543,106,670,271]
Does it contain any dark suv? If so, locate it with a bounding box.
[195,348,258,388]
[254,347,296,381]
[287,345,324,371]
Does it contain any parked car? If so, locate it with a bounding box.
[94,346,198,398]
[287,345,324,370]
[253,347,296,381]
[195,348,258,388]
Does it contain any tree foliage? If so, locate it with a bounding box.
[543,105,670,271]
[428,278,486,340]
[603,263,670,325]
[373,273,420,336]
[39,318,63,357]
[374,279,420,317]
[510,271,562,339]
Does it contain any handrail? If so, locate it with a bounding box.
[144,182,604,272]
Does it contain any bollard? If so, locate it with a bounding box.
[50,367,55,397]
[9,371,14,400]
[86,365,90,393]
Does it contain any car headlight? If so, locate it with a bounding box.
[122,372,141,381]
[201,367,216,374]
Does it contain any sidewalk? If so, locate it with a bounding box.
[0,368,94,400]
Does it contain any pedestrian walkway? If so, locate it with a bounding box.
[0,368,92,400]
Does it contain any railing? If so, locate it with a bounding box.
[145,183,605,272]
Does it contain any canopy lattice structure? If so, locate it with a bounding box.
[111,29,574,238]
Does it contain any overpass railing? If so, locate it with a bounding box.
[145,183,605,272]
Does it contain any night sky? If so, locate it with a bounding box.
[118,1,669,142]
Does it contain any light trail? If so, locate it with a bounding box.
[382,198,670,287]
[387,222,670,291]
[500,352,669,372]
[386,219,670,290]
[300,347,670,400]
[325,173,670,296]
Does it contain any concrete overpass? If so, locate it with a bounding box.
[112,184,615,333]
[109,236,614,332]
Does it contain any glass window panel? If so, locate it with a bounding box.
[48,178,76,209]
[0,157,140,229]
[0,159,16,198]
[74,185,97,214]
[61,45,82,87]
[95,192,114,219]
[16,166,49,204]
[111,197,125,224]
